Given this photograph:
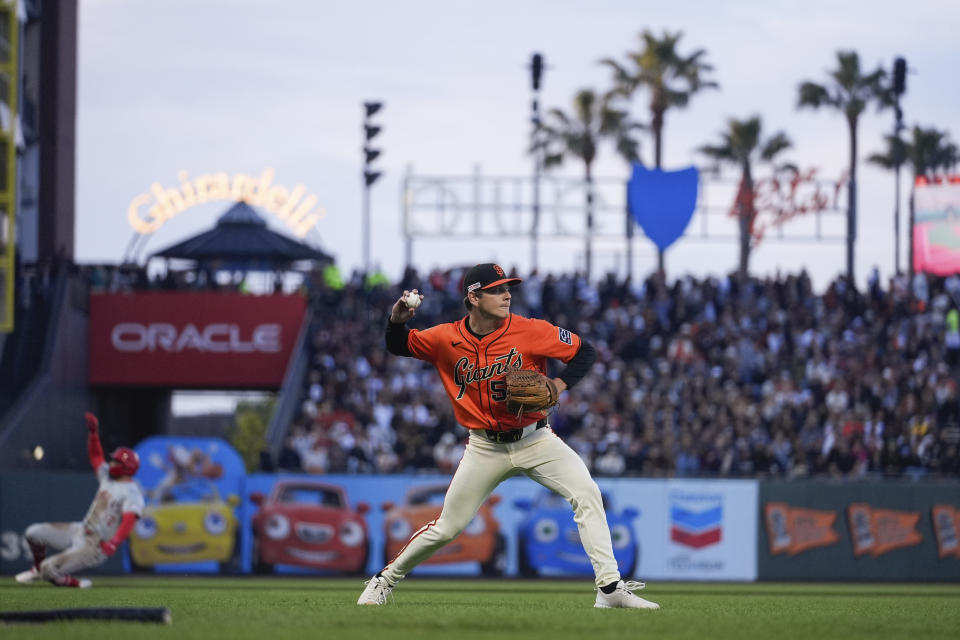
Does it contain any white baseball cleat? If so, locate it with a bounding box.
[594,580,660,609]
[357,575,393,605]
[53,576,92,588]
[14,568,40,584]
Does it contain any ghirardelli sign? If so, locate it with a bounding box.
[89,292,306,388]
[731,167,848,243]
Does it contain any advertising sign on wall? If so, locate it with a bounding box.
[245,476,760,581]
[126,436,247,574]
[6,467,959,582]
[629,479,758,581]
[912,176,960,275]
[89,292,306,388]
[3,464,760,581]
[759,482,960,581]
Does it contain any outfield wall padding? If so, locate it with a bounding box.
[3,472,958,582]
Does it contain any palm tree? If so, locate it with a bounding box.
[699,116,792,276]
[868,125,954,179]
[539,88,642,281]
[930,137,959,175]
[797,50,890,281]
[600,29,718,273]
[868,125,957,273]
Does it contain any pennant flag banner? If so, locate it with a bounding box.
[764,502,839,556]
[627,164,700,251]
[931,505,960,558]
[847,503,923,557]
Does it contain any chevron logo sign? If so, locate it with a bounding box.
[670,494,723,549]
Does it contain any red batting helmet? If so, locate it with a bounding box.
[109,447,140,478]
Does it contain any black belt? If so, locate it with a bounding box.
[483,418,547,443]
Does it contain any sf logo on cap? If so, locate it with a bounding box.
[493,265,505,277]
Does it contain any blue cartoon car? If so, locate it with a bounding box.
[514,490,638,577]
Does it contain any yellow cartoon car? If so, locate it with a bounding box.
[128,479,240,572]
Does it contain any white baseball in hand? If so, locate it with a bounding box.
[405,292,422,309]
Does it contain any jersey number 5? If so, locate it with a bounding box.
[490,380,507,402]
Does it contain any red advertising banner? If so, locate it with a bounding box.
[89,292,307,388]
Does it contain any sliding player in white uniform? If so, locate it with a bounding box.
[15,412,143,588]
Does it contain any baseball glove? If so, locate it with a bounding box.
[503,368,559,417]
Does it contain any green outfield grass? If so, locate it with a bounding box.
[1,578,959,640]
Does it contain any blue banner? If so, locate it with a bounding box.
[627,164,699,251]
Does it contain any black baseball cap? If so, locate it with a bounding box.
[461,263,522,296]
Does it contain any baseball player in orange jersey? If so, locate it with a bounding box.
[14,412,144,588]
[358,263,659,609]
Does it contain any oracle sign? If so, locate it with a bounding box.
[110,323,281,353]
[89,292,307,388]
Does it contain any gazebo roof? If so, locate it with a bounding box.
[150,202,333,269]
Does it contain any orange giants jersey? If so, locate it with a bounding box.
[406,314,581,432]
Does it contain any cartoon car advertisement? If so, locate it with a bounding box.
[382,484,506,575]
[250,480,370,574]
[129,478,240,571]
[514,489,638,576]
[128,436,245,573]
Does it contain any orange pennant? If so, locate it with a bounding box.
[764,502,792,555]
[847,503,876,556]
[787,507,840,555]
[931,505,960,559]
[871,508,923,556]
[847,503,923,556]
[764,502,840,556]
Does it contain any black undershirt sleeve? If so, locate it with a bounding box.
[558,339,596,389]
[385,320,413,357]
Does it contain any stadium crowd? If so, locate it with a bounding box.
[272,265,960,480]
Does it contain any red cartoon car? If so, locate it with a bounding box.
[382,484,505,575]
[250,480,370,574]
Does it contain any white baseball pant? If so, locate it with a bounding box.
[25,522,105,581]
[381,426,620,588]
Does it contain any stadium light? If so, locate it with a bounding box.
[892,57,907,275]
[363,109,383,188]
[530,53,545,271]
[364,101,383,118]
[362,101,385,271]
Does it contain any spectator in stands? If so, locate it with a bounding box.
[257,264,960,480]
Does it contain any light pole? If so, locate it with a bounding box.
[892,57,906,275]
[529,53,544,272]
[362,101,384,273]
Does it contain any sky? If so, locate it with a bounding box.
[76,0,960,293]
